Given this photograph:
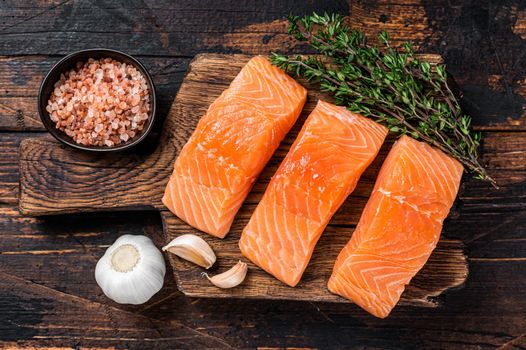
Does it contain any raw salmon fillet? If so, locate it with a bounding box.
[162,56,307,238]
[239,100,388,287]
[328,135,464,318]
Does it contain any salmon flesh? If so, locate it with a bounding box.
[163,56,307,238]
[239,100,388,287]
[328,135,463,318]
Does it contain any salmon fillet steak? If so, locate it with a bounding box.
[328,135,464,318]
[163,56,307,238]
[239,100,388,287]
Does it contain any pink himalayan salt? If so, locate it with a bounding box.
[46,57,150,147]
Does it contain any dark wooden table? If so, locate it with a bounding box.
[1,1,525,349]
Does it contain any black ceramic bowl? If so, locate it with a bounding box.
[38,49,156,152]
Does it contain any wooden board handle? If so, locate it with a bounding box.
[19,137,175,215]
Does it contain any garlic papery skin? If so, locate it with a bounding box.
[162,234,216,269]
[205,260,248,289]
[95,234,166,305]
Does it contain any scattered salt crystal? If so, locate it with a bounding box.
[119,133,129,142]
[130,94,140,106]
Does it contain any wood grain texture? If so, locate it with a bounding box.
[0,1,348,56]
[0,209,232,349]
[1,205,525,349]
[0,133,32,204]
[2,1,526,132]
[19,136,172,214]
[19,53,468,306]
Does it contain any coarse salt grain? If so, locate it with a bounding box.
[46,58,150,147]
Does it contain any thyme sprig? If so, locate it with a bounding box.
[271,13,496,187]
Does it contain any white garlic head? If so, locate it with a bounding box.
[95,234,166,305]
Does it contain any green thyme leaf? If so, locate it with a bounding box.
[271,13,496,187]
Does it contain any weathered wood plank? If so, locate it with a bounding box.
[350,0,526,130]
[0,133,42,204]
[0,0,348,56]
[0,207,176,306]
[1,203,524,349]
[17,131,526,216]
[0,270,233,348]
[19,135,173,214]
[0,206,235,348]
[1,0,525,131]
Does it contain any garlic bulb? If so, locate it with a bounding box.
[95,234,166,305]
[162,234,216,269]
[205,260,248,289]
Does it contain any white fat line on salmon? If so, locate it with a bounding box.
[377,188,441,223]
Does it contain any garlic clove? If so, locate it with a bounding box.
[95,234,166,305]
[162,234,216,269]
[205,260,248,289]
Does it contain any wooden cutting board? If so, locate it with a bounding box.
[19,54,468,307]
